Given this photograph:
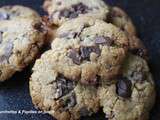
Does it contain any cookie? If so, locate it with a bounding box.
[0,5,41,21]
[0,18,45,81]
[30,50,100,120]
[107,7,136,36]
[42,16,59,44]
[98,54,155,120]
[106,7,147,58]
[43,0,109,26]
[30,50,155,120]
[50,17,128,84]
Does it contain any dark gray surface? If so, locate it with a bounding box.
[0,0,160,120]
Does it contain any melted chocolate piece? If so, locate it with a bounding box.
[63,92,76,110]
[79,107,92,116]
[68,49,81,65]
[33,22,44,32]
[130,48,147,58]
[59,3,89,19]
[69,12,78,19]
[55,75,75,99]
[60,9,71,18]
[95,36,114,46]
[116,77,132,98]
[80,46,101,60]
[72,3,88,14]
[68,46,101,65]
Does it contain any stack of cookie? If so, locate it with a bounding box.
[0,0,155,120]
[29,0,155,120]
[0,5,46,81]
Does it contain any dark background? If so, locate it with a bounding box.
[0,0,160,120]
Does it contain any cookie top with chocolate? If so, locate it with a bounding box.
[107,7,136,36]
[0,18,45,81]
[50,17,128,84]
[43,0,109,26]
[98,54,155,120]
[0,5,41,21]
[30,49,155,120]
[30,49,100,120]
[106,6,147,59]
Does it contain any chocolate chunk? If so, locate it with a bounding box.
[60,9,71,18]
[73,3,88,14]
[130,48,147,58]
[55,75,75,99]
[59,3,89,19]
[63,93,77,110]
[55,88,63,99]
[67,93,76,107]
[95,36,106,44]
[116,77,132,98]
[33,22,44,32]
[95,36,114,46]
[68,49,81,65]
[80,46,101,60]
[0,12,9,20]
[69,12,78,19]
[79,107,91,116]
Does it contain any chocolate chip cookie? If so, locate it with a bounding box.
[30,50,100,120]
[107,6,136,36]
[43,0,109,26]
[98,54,155,120]
[0,5,41,21]
[30,50,155,120]
[50,17,128,84]
[0,18,45,81]
[106,6,147,58]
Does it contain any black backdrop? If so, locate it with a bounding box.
[0,0,160,120]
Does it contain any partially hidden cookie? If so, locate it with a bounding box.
[106,6,147,58]
[30,50,100,120]
[43,0,109,26]
[107,6,136,36]
[0,18,45,81]
[98,54,155,120]
[0,5,41,21]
